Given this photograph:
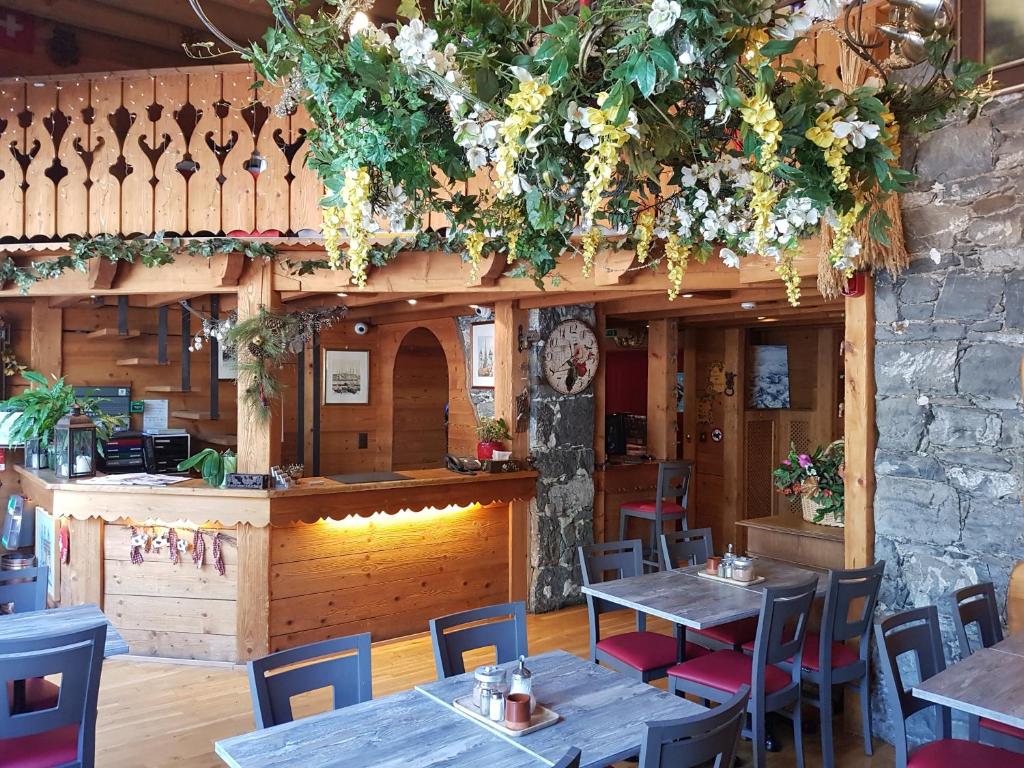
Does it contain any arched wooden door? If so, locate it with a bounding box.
[391,327,450,470]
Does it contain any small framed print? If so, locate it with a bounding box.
[217,341,238,380]
[323,350,370,405]
[471,323,495,388]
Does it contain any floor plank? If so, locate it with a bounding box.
[94,605,894,767]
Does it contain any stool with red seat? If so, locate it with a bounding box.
[0,566,58,715]
[667,578,818,768]
[579,540,709,683]
[0,621,107,768]
[876,605,1024,768]
[619,461,693,571]
[951,581,1024,752]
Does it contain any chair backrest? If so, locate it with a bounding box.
[656,460,693,510]
[750,579,817,697]
[0,621,107,768]
[639,685,748,768]
[819,561,885,669]
[660,528,713,569]
[247,633,372,729]
[552,747,582,768]
[579,540,647,641]
[874,606,950,768]
[0,566,49,614]
[429,602,528,679]
[951,582,1004,658]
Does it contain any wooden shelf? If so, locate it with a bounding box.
[145,386,201,394]
[198,433,237,447]
[116,358,170,367]
[86,328,142,339]
[170,410,208,421]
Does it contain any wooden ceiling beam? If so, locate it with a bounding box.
[601,287,789,318]
[91,0,272,44]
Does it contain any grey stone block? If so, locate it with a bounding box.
[875,342,959,395]
[960,498,1024,559]
[935,450,1012,472]
[903,204,970,252]
[900,303,936,321]
[876,451,946,482]
[1007,271,1024,329]
[874,476,961,548]
[899,275,941,304]
[946,464,1019,499]
[876,323,966,342]
[934,273,1005,320]
[958,344,1024,403]
[914,118,994,183]
[928,406,1001,448]
[876,397,929,451]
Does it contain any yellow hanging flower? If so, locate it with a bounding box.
[881,107,901,162]
[739,93,783,254]
[581,94,633,227]
[581,227,601,278]
[494,77,553,200]
[664,235,690,300]
[635,210,654,264]
[322,205,345,270]
[775,247,801,306]
[828,199,865,272]
[741,27,770,72]
[340,167,372,287]
[805,108,850,191]
[465,231,485,283]
[499,206,524,264]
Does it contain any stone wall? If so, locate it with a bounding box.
[872,91,1024,741]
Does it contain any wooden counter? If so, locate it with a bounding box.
[15,465,537,663]
[736,514,844,571]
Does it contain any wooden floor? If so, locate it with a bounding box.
[94,605,894,766]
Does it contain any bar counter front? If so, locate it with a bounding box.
[16,466,536,663]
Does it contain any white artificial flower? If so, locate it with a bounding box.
[454,118,481,148]
[358,24,393,52]
[677,38,699,66]
[832,119,881,149]
[394,19,438,69]
[647,0,681,37]
[384,185,412,231]
[676,209,694,236]
[623,109,640,138]
[803,0,842,21]
[679,166,697,188]
[576,133,598,150]
[702,85,730,124]
[708,175,721,199]
[480,120,500,146]
[773,7,813,40]
[720,248,741,268]
[693,189,710,213]
[510,66,534,83]
[465,146,489,170]
[563,121,576,145]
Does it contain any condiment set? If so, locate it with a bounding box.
[473,656,535,730]
[704,545,758,583]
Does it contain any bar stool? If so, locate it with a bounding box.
[619,460,693,571]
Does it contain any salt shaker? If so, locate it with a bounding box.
[509,655,536,713]
[487,689,506,722]
[473,665,506,711]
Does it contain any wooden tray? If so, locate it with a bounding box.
[452,695,561,737]
[697,570,766,586]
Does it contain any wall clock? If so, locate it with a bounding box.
[542,319,599,395]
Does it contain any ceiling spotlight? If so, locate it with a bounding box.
[407,298,418,305]
[757,316,767,320]
[682,293,695,299]
[740,301,757,310]
[337,292,348,298]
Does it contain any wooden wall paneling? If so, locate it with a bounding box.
[680,328,698,527]
[236,522,270,661]
[185,71,222,234]
[118,75,155,236]
[23,82,59,238]
[844,276,875,569]
[55,80,91,237]
[0,80,26,239]
[493,301,529,459]
[220,70,256,234]
[391,327,450,470]
[508,499,529,603]
[255,80,290,233]
[721,328,745,550]
[287,105,320,234]
[153,73,189,235]
[814,326,839,444]
[63,517,104,607]
[30,299,63,377]
[88,75,122,235]
[646,319,679,461]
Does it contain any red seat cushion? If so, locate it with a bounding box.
[908,738,1024,768]
[980,717,1024,741]
[6,679,60,712]
[667,650,791,695]
[739,632,860,672]
[694,618,759,648]
[620,501,685,519]
[597,631,709,672]
[0,724,79,768]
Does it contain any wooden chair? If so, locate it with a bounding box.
[247,633,372,729]
[951,582,1024,751]
[0,565,49,614]
[659,528,713,569]
[0,621,107,768]
[619,460,693,571]
[772,562,884,768]
[579,540,708,684]
[668,579,818,768]
[429,602,528,679]
[553,746,582,768]
[640,685,749,768]
[875,605,1024,767]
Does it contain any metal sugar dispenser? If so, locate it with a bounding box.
[719,543,737,579]
[509,655,536,714]
[472,665,507,718]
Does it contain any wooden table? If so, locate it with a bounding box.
[215,689,550,768]
[992,632,1024,658]
[913,647,1024,732]
[0,604,129,657]
[417,650,705,768]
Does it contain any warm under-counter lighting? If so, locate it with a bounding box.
[407,298,418,305]
[337,292,348,298]
[320,503,481,529]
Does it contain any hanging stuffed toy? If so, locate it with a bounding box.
[192,530,206,569]
[212,532,226,577]
[167,528,180,565]
[129,526,146,565]
[151,530,169,552]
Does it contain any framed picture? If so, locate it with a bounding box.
[471,323,495,388]
[217,341,238,380]
[323,350,370,405]
[747,345,791,409]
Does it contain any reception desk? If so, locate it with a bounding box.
[16,466,537,663]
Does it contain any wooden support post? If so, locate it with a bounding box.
[680,328,698,528]
[814,327,839,443]
[646,319,679,461]
[117,296,128,336]
[157,305,168,365]
[311,331,321,477]
[236,262,282,474]
[295,347,305,466]
[844,275,875,569]
[722,328,745,550]
[30,299,63,378]
[180,305,191,391]
[235,522,270,661]
[62,518,104,608]
[209,295,220,420]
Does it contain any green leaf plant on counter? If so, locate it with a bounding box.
[177,448,237,488]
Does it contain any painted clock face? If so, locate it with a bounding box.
[542,319,599,395]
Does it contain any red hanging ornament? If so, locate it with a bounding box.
[168,528,180,565]
[212,533,226,577]
[192,530,206,569]
[59,523,70,565]
[129,526,146,565]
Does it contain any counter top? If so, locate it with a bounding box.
[736,513,844,542]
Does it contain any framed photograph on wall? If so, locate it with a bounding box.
[217,341,238,380]
[747,345,791,409]
[323,350,370,405]
[471,323,495,388]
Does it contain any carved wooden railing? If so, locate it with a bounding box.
[0,64,322,240]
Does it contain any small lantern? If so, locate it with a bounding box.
[53,405,97,479]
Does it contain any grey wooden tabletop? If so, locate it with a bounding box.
[215,688,551,768]
[992,632,1024,658]
[417,650,706,768]
[580,557,825,630]
[912,647,1024,731]
[0,604,129,657]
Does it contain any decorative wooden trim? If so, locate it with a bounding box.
[86,258,119,290]
[210,252,246,287]
[843,275,875,569]
[592,249,642,286]
[465,252,508,287]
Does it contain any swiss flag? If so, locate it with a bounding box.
[0,9,34,54]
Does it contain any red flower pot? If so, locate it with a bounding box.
[477,440,504,460]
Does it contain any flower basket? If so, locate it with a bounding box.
[801,494,844,528]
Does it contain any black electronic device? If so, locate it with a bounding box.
[444,454,480,475]
[101,431,146,473]
[143,432,191,474]
[605,412,626,456]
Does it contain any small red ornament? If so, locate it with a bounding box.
[841,271,866,298]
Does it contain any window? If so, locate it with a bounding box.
[960,0,1024,90]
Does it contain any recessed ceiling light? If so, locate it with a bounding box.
[757,316,767,320]
[32,82,45,88]
[682,293,694,298]
[336,292,348,298]
[740,301,757,310]
[407,298,418,305]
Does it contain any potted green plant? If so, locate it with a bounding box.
[772,439,845,527]
[0,371,120,470]
[475,416,511,461]
[177,448,236,488]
